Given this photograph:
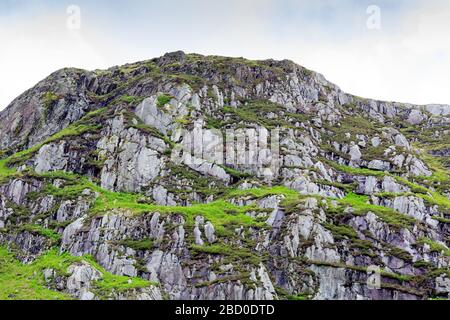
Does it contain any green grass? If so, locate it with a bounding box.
[82,256,157,294]
[325,115,379,144]
[339,193,416,228]
[226,185,299,200]
[41,174,266,237]
[222,100,289,129]
[412,140,450,194]
[43,122,99,144]
[40,180,308,241]
[0,108,107,182]
[220,165,252,180]
[323,222,358,240]
[118,239,154,251]
[140,200,265,237]
[0,158,15,180]
[42,92,59,112]
[417,238,450,256]
[286,293,312,300]
[7,123,101,167]
[156,94,173,108]
[1,107,105,169]
[94,272,153,295]
[432,216,450,224]
[83,107,108,119]
[319,180,357,193]
[330,162,387,177]
[330,163,450,213]
[226,186,314,217]
[388,246,413,262]
[0,247,155,300]
[374,192,414,199]
[396,177,450,213]
[165,164,225,196]
[190,244,262,266]
[117,95,143,106]
[205,115,225,129]
[420,191,450,214]
[0,247,74,300]
[413,260,432,269]
[19,224,61,242]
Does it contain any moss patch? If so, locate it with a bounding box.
[117,239,154,251]
[156,94,173,108]
[19,224,61,243]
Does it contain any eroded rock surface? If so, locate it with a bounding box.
[0,52,448,300]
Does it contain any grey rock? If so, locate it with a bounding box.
[371,136,381,148]
[1,52,448,301]
[66,262,102,298]
[135,97,174,135]
[185,158,230,183]
[349,145,362,162]
[426,104,450,116]
[368,160,390,171]
[152,185,176,206]
[407,156,432,177]
[394,134,411,150]
[435,276,450,295]
[381,176,408,193]
[35,142,68,173]
[204,222,216,244]
[193,226,204,246]
[407,109,425,125]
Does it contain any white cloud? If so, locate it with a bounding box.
[0,10,111,109]
[262,0,450,105]
[0,0,449,110]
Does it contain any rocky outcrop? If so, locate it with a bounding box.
[44,261,163,300]
[0,52,448,300]
[0,68,97,151]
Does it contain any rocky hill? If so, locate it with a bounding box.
[0,51,448,300]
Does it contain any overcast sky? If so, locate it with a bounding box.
[1,0,450,110]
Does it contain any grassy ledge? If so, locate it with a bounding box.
[339,193,417,229]
[0,247,156,300]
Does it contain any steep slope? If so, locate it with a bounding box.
[0,51,448,300]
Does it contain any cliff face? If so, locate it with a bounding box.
[0,51,449,300]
